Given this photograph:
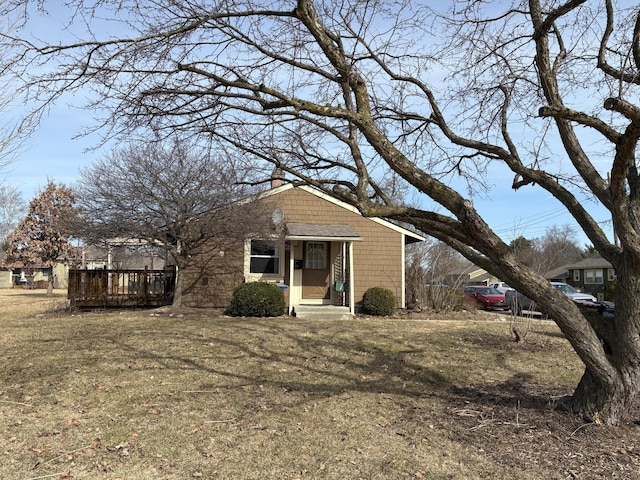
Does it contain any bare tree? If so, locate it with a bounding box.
[0,8,40,168]
[406,239,466,312]
[509,227,582,275]
[534,226,583,275]
[3,181,77,295]
[75,138,271,307]
[0,183,26,244]
[2,0,640,424]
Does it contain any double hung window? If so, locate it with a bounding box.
[584,269,603,284]
[249,240,280,274]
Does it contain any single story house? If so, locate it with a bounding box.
[0,258,70,289]
[544,265,571,283]
[180,180,424,316]
[442,264,500,287]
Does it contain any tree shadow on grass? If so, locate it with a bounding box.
[12,313,575,423]
[85,318,568,419]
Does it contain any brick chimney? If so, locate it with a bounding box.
[271,166,285,189]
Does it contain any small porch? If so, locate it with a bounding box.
[284,223,361,319]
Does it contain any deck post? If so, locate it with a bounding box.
[144,267,149,304]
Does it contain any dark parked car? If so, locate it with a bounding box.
[597,301,615,319]
[463,286,509,311]
[505,289,545,316]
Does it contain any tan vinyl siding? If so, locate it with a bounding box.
[181,238,245,308]
[273,188,404,308]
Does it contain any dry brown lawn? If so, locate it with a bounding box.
[1,289,639,480]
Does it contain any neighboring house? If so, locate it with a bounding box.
[0,247,70,289]
[544,265,571,283]
[39,263,70,289]
[443,264,500,287]
[4,244,167,291]
[1,262,70,289]
[562,255,616,301]
[0,251,12,288]
[0,268,12,288]
[181,182,424,315]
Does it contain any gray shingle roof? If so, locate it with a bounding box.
[566,255,613,269]
[285,223,363,241]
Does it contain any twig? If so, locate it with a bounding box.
[570,423,591,437]
[23,473,65,480]
[469,419,529,431]
[204,418,236,423]
[453,408,483,417]
[312,460,329,478]
[0,399,34,407]
[469,419,496,431]
[40,445,93,467]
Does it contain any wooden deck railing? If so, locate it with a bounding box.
[68,268,176,307]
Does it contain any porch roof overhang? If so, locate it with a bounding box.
[285,223,363,242]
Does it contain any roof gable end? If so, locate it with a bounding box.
[261,184,425,242]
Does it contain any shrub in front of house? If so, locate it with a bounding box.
[362,287,396,316]
[225,281,286,317]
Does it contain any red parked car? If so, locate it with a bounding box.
[463,286,509,311]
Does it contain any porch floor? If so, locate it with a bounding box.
[292,305,354,320]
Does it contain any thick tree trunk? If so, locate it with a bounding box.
[46,265,54,296]
[172,266,184,308]
[569,367,639,425]
[564,262,640,425]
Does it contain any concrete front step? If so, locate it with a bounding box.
[291,305,354,320]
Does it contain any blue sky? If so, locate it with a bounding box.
[2,2,615,249]
[6,103,97,196]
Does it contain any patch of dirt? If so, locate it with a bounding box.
[432,382,640,479]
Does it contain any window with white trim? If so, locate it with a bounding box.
[608,268,616,281]
[584,269,603,284]
[249,240,280,274]
[573,270,580,282]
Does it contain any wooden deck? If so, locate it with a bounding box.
[68,268,176,307]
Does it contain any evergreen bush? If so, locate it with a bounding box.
[362,287,396,316]
[225,282,286,317]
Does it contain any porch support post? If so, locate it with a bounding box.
[287,241,294,314]
[348,241,355,315]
